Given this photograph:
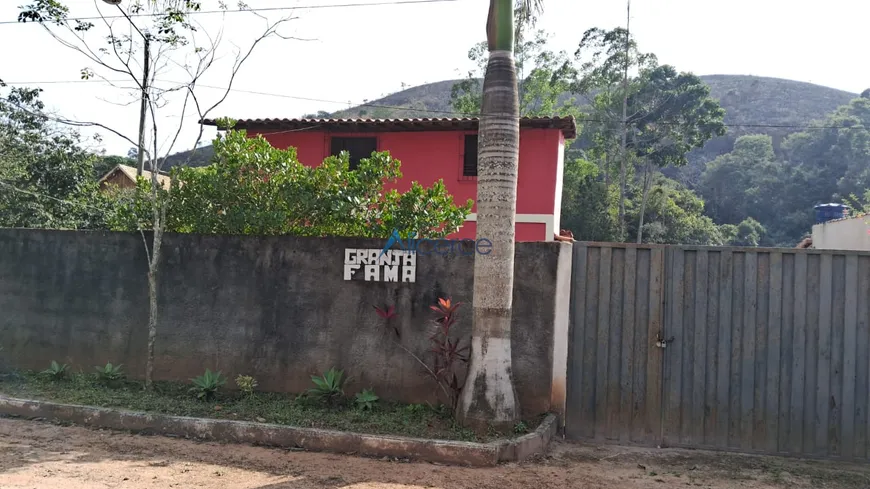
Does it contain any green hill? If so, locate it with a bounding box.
[163,75,858,172]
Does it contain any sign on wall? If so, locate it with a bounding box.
[344,249,417,283]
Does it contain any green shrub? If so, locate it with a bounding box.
[235,374,258,396]
[354,389,379,411]
[94,363,124,387]
[190,369,226,401]
[404,403,428,414]
[307,367,345,405]
[41,360,69,381]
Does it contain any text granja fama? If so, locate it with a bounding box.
[343,249,417,282]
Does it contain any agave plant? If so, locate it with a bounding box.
[354,388,379,411]
[41,360,69,381]
[307,367,345,405]
[190,369,227,401]
[94,362,125,387]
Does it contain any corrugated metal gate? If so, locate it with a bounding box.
[565,242,870,460]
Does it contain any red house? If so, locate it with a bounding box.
[202,117,576,242]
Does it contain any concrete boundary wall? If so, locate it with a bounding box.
[0,229,571,417]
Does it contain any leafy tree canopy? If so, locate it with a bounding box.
[624,175,728,246]
[450,29,580,120]
[700,98,870,246]
[108,130,473,238]
[0,84,108,229]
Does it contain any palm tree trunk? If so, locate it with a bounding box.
[457,0,520,432]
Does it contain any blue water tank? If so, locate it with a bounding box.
[814,203,849,224]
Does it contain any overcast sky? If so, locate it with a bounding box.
[1,0,867,157]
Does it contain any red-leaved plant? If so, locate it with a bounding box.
[373,304,398,338]
[428,298,469,409]
[374,298,469,410]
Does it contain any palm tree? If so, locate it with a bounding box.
[457,0,543,432]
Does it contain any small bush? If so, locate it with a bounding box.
[307,367,345,405]
[94,363,124,387]
[41,360,69,381]
[235,374,258,396]
[405,403,428,414]
[190,369,226,401]
[354,389,379,411]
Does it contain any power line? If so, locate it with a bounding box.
[3,79,126,85]
[3,77,861,131]
[1,0,464,25]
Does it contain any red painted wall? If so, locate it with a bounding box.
[253,128,564,241]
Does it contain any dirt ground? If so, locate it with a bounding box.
[1,418,869,489]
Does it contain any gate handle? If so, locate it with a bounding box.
[655,331,675,349]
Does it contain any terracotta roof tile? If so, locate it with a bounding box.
[200,116,577,139]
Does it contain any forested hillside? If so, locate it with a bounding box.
[331,75,857,175]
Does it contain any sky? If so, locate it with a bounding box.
[0,0,868,158]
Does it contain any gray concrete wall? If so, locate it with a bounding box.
[812,216,870,251]
[0,229,571,417]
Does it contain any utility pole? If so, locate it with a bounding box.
[136,36,150,177]
[618,0,631,240]
[102,0,148,177]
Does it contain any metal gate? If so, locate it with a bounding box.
[565,242,870,460]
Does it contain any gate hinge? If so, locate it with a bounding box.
[655,331,675,349]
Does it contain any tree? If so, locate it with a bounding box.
[720,217,766,247]
[302,110,331,119]
[627,65,726,242]
[560,158,619,241]
[450,28,579,120]
[573,26,658,237]
[572,28,725,241]
[845,188,870,216]
[457,0,542,433]
[701,97,870,246]
[110,129,473,238]
[862,88,870,99]
[0,85,108,229]
[625,175,725,246]
[699,132,823,247]
[19,0,294,389]
[700,134,778,225]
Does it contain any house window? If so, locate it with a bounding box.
[330,136,377,170]
[463,134,478,177]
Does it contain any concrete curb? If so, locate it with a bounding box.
[0,395,556,467]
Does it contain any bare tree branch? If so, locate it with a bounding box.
[41,26,127,78]
[97,0,142,90]
[158,86,192,160]
[0,95,146,160]
[96,95,142,107]
[89,71,141,92]
[183,15,294,166]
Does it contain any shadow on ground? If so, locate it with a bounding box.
[2,416,870,488]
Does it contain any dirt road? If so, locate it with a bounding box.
[1,417,868,488]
